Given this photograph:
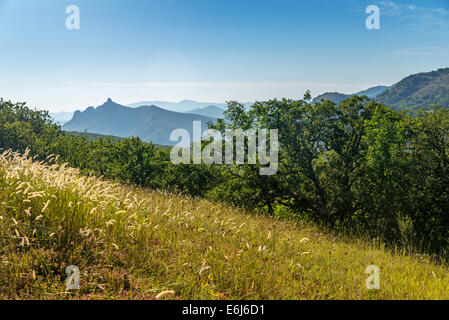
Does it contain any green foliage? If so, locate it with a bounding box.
[0,99,61,157]
[2,96,449,257]
[0,99,224,200]
[211,94,449,256]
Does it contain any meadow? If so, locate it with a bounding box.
[1,149,449,300]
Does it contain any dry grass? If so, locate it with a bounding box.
[1,149,449,300]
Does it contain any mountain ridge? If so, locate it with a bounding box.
[313,68,449,111]
[188,105,225,118]
[313,85,391,104]
[63,99,215,146]
[376,68,449,110]
[127,100,252,112]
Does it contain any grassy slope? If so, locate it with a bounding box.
[1,150,449,300]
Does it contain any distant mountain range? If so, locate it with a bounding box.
[50,101,228,126]
[50,111,75,125]
[127,99,227,112]
[127,100,252,113]
[313,68,449,111]
[60,68,449,145]
[313,86,391,104]
[188,106,225,118]
[62,99,216,146]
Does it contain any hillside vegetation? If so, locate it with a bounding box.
[314,68,449,111]
[2,97,449,258]
[377,68,449,110]
[1,150,449,300]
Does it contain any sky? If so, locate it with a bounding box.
[0,0,448,112]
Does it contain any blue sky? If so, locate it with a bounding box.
[0,0,448,112]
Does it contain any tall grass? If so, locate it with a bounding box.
[1,149,449,299]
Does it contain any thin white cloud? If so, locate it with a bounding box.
[377,0,449,25]
[378,1,401,14]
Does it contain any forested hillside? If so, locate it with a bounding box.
[314,68,449,111]
[376,68,449,110]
